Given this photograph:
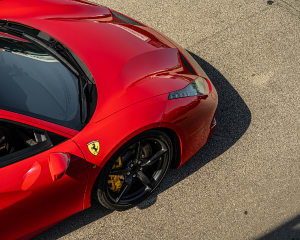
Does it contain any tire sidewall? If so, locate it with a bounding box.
[96,130,173,210]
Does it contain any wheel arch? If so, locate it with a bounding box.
[97,126,182,170]
[76,93,183,209]
[154,127,182,169]
[88,126,182,206]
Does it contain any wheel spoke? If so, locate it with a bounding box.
[135,141,142,159]
[110,168,130,175]
[0,136,5,145]
[136,171,152,190]
[141,149,167,167]
[115,176,133,203]
[107,135,170,205]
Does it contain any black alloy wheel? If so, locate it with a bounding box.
[96,130,173,210]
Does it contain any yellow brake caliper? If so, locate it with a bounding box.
[108,156,124,192]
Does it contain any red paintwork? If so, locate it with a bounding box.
[49,153,70,181]
[0,0,218,239]
[0,140,88,240]
[21,162,42,191]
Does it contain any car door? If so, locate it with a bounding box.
[0,118,88,239]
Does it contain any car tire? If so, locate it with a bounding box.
[96,130,173,210]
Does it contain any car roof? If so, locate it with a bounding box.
[0,0,183,122]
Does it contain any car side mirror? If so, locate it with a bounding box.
[49,152,70,181]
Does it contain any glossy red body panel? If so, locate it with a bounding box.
[49,153,70,181]
[163,82,218,165]
[0,139,88,240]
[74,94,169,208]
[0,0,218,238]
[0,0,196,122]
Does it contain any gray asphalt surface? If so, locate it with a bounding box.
[36,0,300,239]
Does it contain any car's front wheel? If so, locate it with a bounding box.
[96,130,173,210]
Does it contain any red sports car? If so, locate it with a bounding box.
[0,0,218,239]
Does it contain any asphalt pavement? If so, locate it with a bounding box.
[36,0,300,239]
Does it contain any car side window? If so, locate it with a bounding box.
[0,120,66,168]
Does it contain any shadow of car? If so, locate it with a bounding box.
[34,53,252,239]
[257,215,300,240]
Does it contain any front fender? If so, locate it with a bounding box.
[73,94,169,208]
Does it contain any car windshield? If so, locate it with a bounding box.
[0,33,82,130]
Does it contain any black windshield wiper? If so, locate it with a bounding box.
[0,21,93,82]
[23,33,90,124]
[23,33,80,76]
[79,77,89,124]
[0,21,93,124]
[51,44,90,124]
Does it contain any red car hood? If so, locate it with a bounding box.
[1,0,195,122]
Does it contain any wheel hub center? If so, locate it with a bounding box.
[128,160,142,175]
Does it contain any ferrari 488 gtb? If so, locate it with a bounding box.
[0,0,218,238]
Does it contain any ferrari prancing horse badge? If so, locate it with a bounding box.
[87,140,100,156]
